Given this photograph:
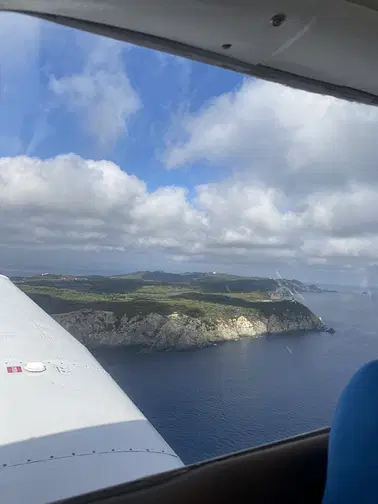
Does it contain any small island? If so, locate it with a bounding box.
[14,271,329,351]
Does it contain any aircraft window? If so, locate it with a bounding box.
[1,9,378,503]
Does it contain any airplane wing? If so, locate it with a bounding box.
[0,0,376,502]
[2,0,378,106]
[0,275,183,503]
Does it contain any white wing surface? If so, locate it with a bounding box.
[0,275,183,504]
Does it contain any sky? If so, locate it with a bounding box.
[2,13,378,285]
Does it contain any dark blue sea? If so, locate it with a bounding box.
[93,287,378,465]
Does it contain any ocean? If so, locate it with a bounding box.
[93,287,378,465]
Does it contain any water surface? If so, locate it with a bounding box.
[93,289,378,464]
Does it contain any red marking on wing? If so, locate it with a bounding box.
[7,366,22,374]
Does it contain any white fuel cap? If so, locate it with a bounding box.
[24,361,46,373]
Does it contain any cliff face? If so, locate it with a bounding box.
[53,304,323,351]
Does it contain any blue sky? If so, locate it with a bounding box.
[2,12,378,286]
[0,16,241,192]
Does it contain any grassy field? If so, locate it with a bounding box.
[18,283,264,319]
[18,279,270,305]
[15,272,320,326]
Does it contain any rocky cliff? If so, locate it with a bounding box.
[53,301,323,351]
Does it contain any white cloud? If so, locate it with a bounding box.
[3,50,378,281]
[163,79,378,193]
[152,77,378,280]
[50,37,141,146]
[304,185,378,237]
[0,155,201,255]
[3,154,378,280]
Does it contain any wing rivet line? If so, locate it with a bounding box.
[0,449,180,469]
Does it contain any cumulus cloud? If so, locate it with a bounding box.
[3,63,378,281]
[156,78,378,280]
[163,79,378,193]
[2,153,378,280]
[50,37,141,146]
[0,155,202,254]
